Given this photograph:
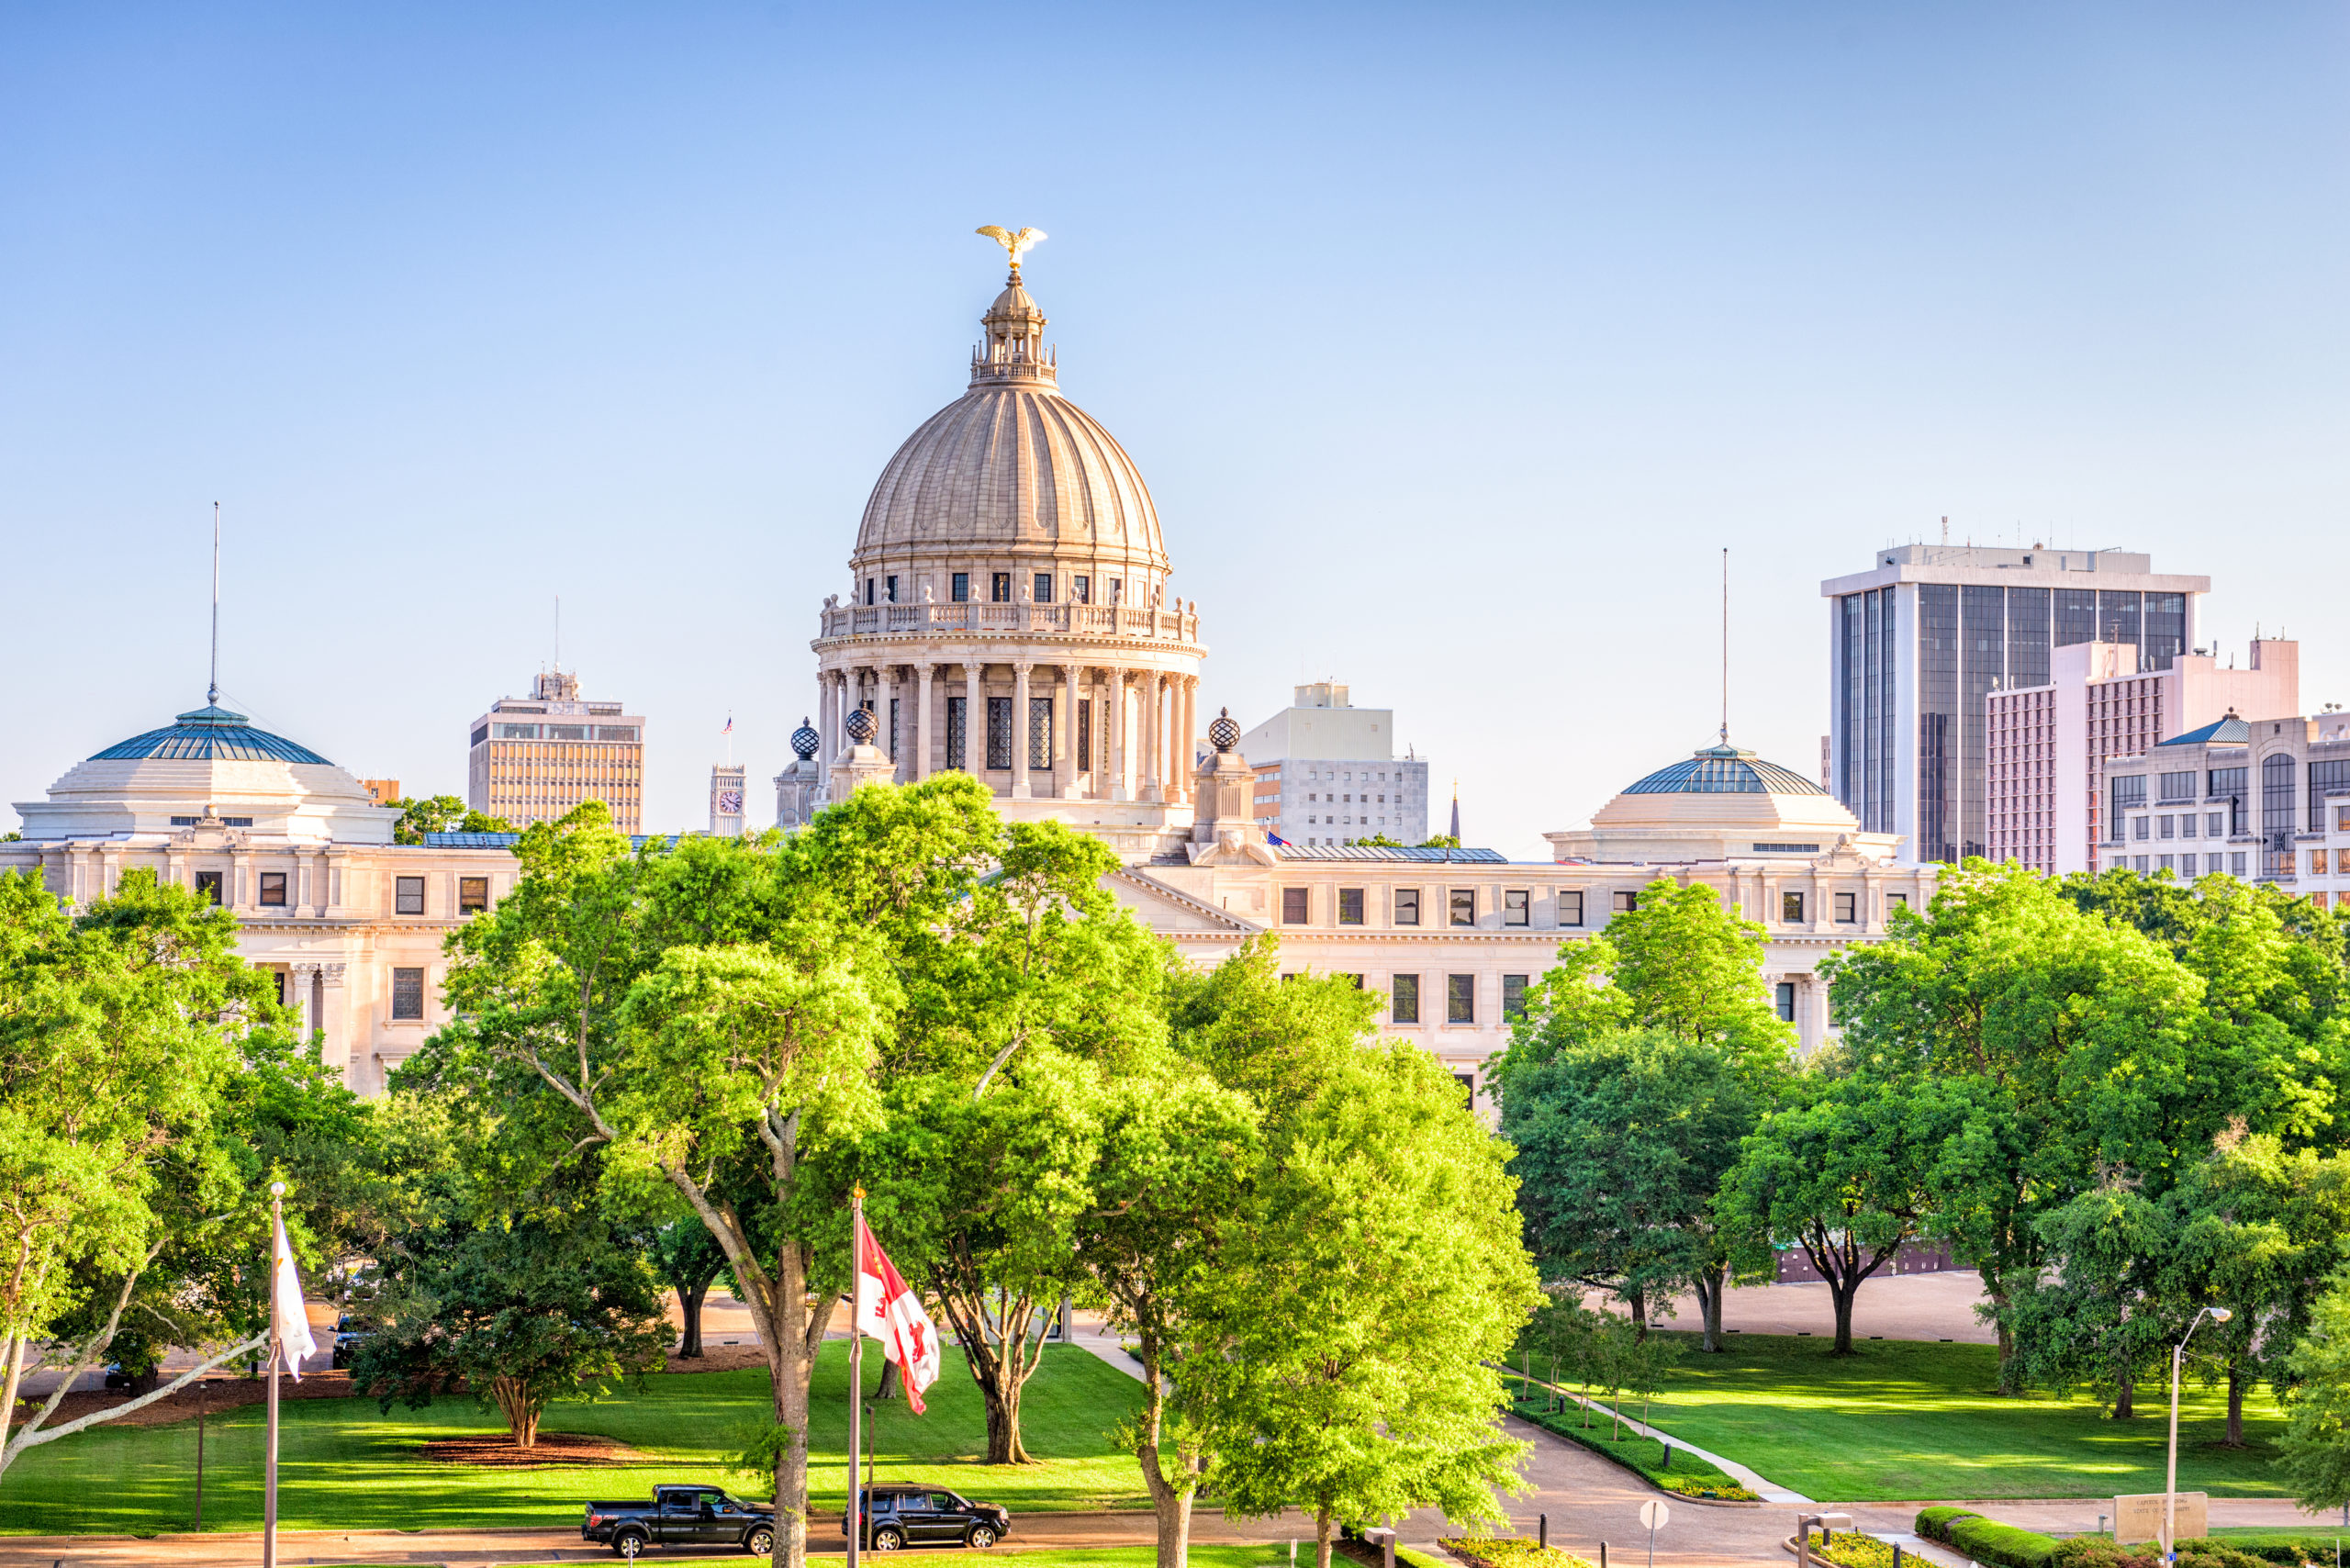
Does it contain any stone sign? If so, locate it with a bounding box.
[2114,1492,2208,1544]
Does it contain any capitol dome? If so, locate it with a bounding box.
[849,266,1168,582]
[13,700,395,846]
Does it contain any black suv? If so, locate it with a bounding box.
[838,1486,1011,1551]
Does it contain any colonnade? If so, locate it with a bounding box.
[813,660,1200,804]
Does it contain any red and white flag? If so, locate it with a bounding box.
[854,1215,941,1413]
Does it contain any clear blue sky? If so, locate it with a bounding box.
[4,3,2344,857]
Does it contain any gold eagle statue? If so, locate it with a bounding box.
[975,225,1047,269]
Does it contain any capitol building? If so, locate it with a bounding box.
[1,241,1939,1100]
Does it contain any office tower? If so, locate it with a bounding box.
[466,669,645,834]
[1821,543,2208,863]
[1235,681,1429,846]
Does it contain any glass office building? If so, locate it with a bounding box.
[1824,546,2203,866]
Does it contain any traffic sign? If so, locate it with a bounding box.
[1639,1501,1670,1530]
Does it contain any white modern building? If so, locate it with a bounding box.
[1986,638,2299,875]
[466,668,645,834]
[2100,711,2350,898]
[1235,681,1429,846]
[1822,543,2210,864]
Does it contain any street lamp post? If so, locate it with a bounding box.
[2165,1305,2233,1562]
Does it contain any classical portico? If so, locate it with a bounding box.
[808,242,1206,858]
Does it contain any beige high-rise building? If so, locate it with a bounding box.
[466,669,645,834]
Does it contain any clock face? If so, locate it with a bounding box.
[718,790,744,814]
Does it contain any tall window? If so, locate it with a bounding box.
[885,575,899,603]
[2310,761,2350,831]
[459,877,489,913]
[1775,982,1796,1022]
[1028,698,1053,770]
[1034,573,1053,603]
[1783,891,1805,924]
[1612,890,1639,913]
[890,698,901,764]
[947,696,968,770]
[1391,974,1419,1025]
[396,876,425,915]
[195,870,223,905]
[1393,889,1420,926]
[951,572,969,603]
[1072,575,1090,604]
[259,871,287,907]
[1833,891,1857,923]
[864,578,875,606]
[1558,890,1583,926]
[1917,583,1959,864]
[986,697,1013,769]
[2160,771,2198,802]
[1337,888,1364,925]
[1282,888,1309,924]
[1502,974,1528,1021]
[1077,698,1091,771]
[1446,974,1474,1025]
[1503,889,1529,925]
[1449,889,1474,926]
[391,967,425,1022]
[2264,754,2297,878]
[991,572,1012,603]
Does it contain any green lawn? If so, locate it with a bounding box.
[1608,1333,2291,1502]
[0,1342,1150,1535]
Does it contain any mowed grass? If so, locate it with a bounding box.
[0,1343,1150,1535]
[1617,1333,2290,1502]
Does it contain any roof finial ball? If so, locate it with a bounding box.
[790,718,821,762]
[844,706,878,745]
[1208,707,1241,755]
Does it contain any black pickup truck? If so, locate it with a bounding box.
[584,1485,776,1557]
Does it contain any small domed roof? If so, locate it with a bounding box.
[1623,745,1828,798]
[91,704,332,766]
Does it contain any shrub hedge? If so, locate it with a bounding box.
[1916,1508,1981,1543]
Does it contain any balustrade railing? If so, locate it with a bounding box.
[817,603,1201,644]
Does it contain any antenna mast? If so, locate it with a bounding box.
[554,596,562,672]
[209,502,220,706]
[1719,547,1729,745]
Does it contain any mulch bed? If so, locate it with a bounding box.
[419,1431,655,1468]
[6,1370,356,1428]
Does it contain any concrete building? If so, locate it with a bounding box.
[1986,638,2299,875]
[2100,710,2350,901]
[465,668,645,834]
[1235,681,1428,846]
[358,778,400,806]
[1,701,521,1093]
[804,249,1203,860]
[1822,543,2210,864]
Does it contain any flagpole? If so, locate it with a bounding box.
[848,1186,865,1568]
[264,1181,284,1568]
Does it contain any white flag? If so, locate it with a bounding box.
[854,1215,941,1412]
[272,1213,318,1381]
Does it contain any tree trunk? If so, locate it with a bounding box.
[1982,1268,2019,1393]
[2112,1370,2135,1419]
[1697,1264,1727,1353]
[1627,1285,1648,1340]
[678,1279,709,1360]
[1134,1333,1200,1568]
[981,1358,1032,1463]
[490,1375,542,1448]
[1829,1276,1858,1355]
[766,1238,826,1568]
[878,1358,903,1401]
[2225,1364,2245,1448]
[1315,1505,1337,1568]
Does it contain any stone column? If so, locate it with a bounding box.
[1058,662,1082,799]
[1011,662,1034,799]
[319,961,351,1085]
[1140,671,1164,804]
[1174,677,1196,803]
[819,669,835,764]
[287,961,320,1042]
[915,665,934,780]
[877,665,898,779]
[1109,668,1131,801]
[963,661,983,775]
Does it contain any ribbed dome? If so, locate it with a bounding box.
[854,385,1167,565]
[91,704,332,765]
[1623,745,1828,797]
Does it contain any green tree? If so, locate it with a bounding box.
[652,1218,732,1361]
[408,780,1002,1568]
[0,869,292,1474]
[352,1179,668,1447]
[2280,1266,2350,1509]
[1187,1036,1538,1568]
[1502,1028,1758,1343]
[387,794,510,844]
[2006,1176,2180,1418]
[1716,1073,1942,1353]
